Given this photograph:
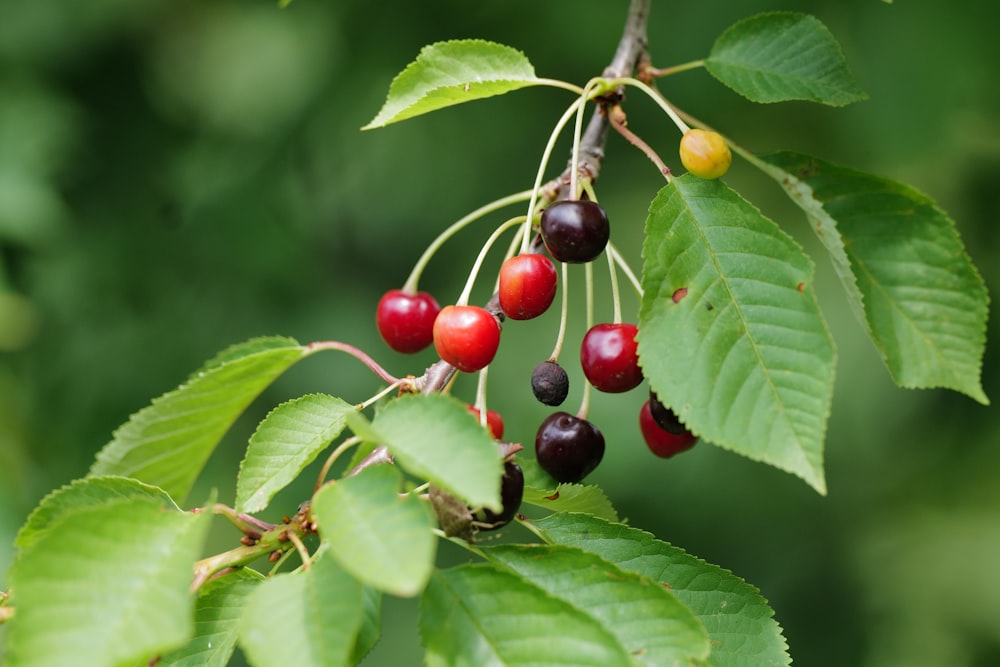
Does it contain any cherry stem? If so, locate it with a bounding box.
[609,110,671,181]
[606,247,623,325]
[569,80,603,202]
[360,381,406,410]
[306,340,401,386]
[608,242,643,298]
[457,216,525,306]
[547,261,571,362]
[645,59,705,78]
[612,76,691,134]
[577,262,595,420]
[212,503,277,534]
[315,436,362,493]
[287,531,312,569]
[474,366,489,427]
[534,77,588,95]
[404,190,534,293]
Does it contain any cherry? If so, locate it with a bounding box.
[531,360,569,406]
[640,400,697,458]
[679,129,732,180]
[535,412,605,483]
[498,253,558,320]
[580,323,642,393]
[648,390,687,435]
[475,460,524,529]
[432,305,501,373]
[375,289,441,353]
[467,405,505,440]
[540,200,610,264]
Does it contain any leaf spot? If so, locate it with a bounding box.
[797,282,805,293]
[671,287,688,303]
[544,491,560,501]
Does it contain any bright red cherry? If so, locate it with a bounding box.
[432,305,501,373]
[639,400,697,458]
[467,405,505,440]
[580,323,642,393]
[376,289,440,353]
[498,253,558,320]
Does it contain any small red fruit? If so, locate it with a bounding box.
[467,405,505,440]
[639,400,697,458]
[432,305,501,373]
[376,289,441,353]
[580,323,642,393]
[498,253,558,320]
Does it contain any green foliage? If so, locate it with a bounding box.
[705,12,867,106]
[522,482,620,522]
[638,176,835,493]
[89,336,306,502]
[312,464,436,597]
[5,478,212,667]
[759,152,989,404]
[362,40,542,130]
[236,393,356,513]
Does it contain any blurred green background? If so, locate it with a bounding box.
[1,0,998,665]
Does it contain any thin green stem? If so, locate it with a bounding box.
[608,110,671,181]
[305,340,401,386]
[314,436,362,493]
[360,382,405,411]
[606,247,623,325]
[534,78,588,95]
[577,262,595,420]
[611,76,691,134]
[267,547,296,576]
[647,59,705,78]
[608,243,643,299]
[212,504,277,534]
[474,366,489,426]
[457,216,525,306]
[569,80,603,201]
[547,261,571,361]
[404,190,533,293]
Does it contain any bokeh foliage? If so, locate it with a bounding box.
[1,0,998,665]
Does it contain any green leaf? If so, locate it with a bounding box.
[14,475,177,552]
[363,40,541,129]
[6,483,212,667]
[89,336,306,502]
[351,586,382,664]
[370,393,502,511]
[639,176,835,493]
[236,393,356,513]
[419,564,634,667]
[759,152,990,404]
[159,569,264,667]
[238,554,364,667]
[312,463,435,597]
[536,513,791,667]
[705,12,867,106]
[483,544,710,666]
[522,483,619,522]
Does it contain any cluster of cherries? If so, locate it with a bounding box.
[374,128,731,528]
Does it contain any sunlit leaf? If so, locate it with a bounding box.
[312,464,435,597]
[639,176,834,493]
[363,40,543,129]
[706,12,866,106]
[236,393,356,513]
[536,513,791,667]
[89,336,306,502]
[759,152,989,404]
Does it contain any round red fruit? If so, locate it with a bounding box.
[580,323,642,393]
[639,400,697,458]
[432,305,501,373]
[467,405,505,440]
[498,253,557,320]
[376,289,441,354]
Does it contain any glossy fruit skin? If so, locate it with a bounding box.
[432,305,501,373]
[467,405,504,440]
[679,129,732,180]
[580,323,642,393]
[531,360,569,406]
[498,253,558,320]
[540,200,610,264]
[476,461,524,529]
[640,400,697,458]
[648,390,687,435]
[376,289,441,353]
[535,412,605,483]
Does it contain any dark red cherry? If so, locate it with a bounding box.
[648,390,688,435]
[376,289,441,353]
[535,412,605,483]
[498,253,558,320]
[640,400,697,458]
[531,360,569,406]
[580,323,642,393]
[540,200,610,264]
[432,305,501,373]
[476,461,524,529]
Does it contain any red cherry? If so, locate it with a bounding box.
[467,405,505,440]
[432,305,501,373]
[498,253,558,320]
[376,289,441,353]
[639,401,697,458]
[580,323,642,393]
